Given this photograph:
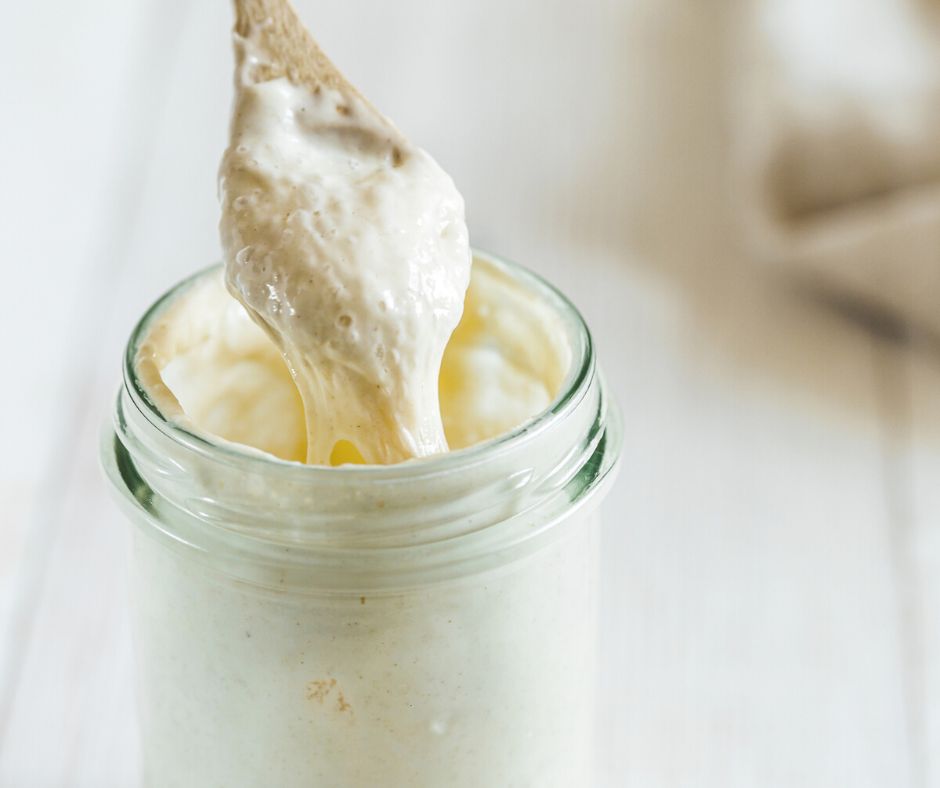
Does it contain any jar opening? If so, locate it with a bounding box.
[104,251,621,589]
[124,251,593,480]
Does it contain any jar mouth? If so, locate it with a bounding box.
[106,249,621,589]
[123,249,595,482]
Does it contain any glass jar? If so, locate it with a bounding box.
[102,252,621,788]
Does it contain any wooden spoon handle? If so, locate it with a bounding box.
[232,0,364,101]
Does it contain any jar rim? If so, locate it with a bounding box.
[106,249,621,589]
[123,249,595,481]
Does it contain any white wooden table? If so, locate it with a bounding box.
[1,1,938,785]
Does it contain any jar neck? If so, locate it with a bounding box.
[103,252,622,591]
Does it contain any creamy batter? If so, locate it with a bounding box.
[140,257,569,464]
[219,30,470,465]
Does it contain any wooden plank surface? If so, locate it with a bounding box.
[0,0,201,783]
[587,257,914,786]
[0,1,937,786]
[900,340,940,788]
[0,0,148,705]
[0,0,174,771]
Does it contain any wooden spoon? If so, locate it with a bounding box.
[231,0,393,130]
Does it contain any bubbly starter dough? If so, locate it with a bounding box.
[147,257,568,464]
[219,35,471,465]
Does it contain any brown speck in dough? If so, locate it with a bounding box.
[336,104,351,116]
[360,596,366,605]
[306,678,353,715]
[336,692,352,713]
[306,678,336,703]
[391,147,404,167]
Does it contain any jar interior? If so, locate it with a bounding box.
[105,251,620,590]
[136,255,573,465]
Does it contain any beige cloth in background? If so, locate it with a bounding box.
[735,0,940,334]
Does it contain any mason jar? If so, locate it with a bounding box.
[102,252,621,788]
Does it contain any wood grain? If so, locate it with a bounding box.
[232,0,370,103]
[0,0,199,783]
[899,341,940,787]
[0,0,161,754]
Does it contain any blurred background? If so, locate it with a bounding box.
[2,0,940,785]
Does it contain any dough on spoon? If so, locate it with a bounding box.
[220,0,471,465]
